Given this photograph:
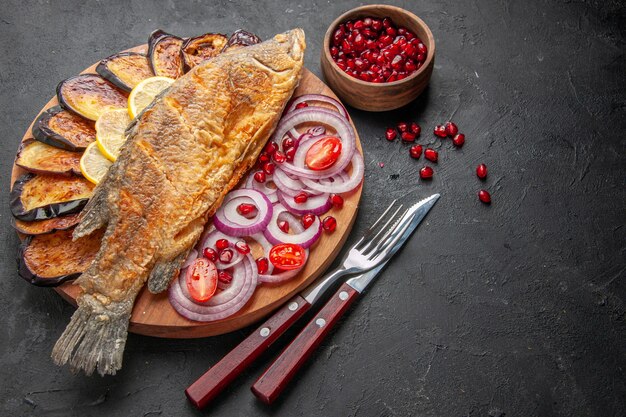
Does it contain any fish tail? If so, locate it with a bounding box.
[147,252,187,294]
[51,294,132,376]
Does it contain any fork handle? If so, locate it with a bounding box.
[251,283,359,404]
[185,295,311,409]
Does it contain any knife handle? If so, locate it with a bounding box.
[185,294,311,409]
[251,283,359,404]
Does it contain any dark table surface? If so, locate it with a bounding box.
[1,0,625,416]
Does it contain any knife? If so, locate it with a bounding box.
[185,194,439,409]
[250,193,440,404]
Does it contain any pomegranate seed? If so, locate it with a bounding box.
[218,271,233,284]
[476,163,488,179]
[355,58,369,71]
[434,125,447,138]
[237,203,256,216]
[354,19,365,30]
[353,34,365,51]
[258,153,270,164]
[379,34,393,46]
[341,39,352,54]
[417,53,426,62]
[385,127,397,141]
[282,137,294,150]
[254,171,266,183]
[419,166,434,179]
[256,257,269,274]
[424,148,438,162]
[410,145,423,159]
[386,26,397,37]
[401,132,416,142]
[445,122,459,137]
[382,17,392,28]
[263,162,275,175]
[417,42,427,54]
[410,122,421,135]
[398,26,407,36]
[347,58,355,70]
[294,192,309,204]
[273,150,286,163]
[235,240,250,254]
[453,133,465,147]
[330,194,344,209]
[322,216,337,232]
[219,248,234,263]
[301,213,316,229]
[372,18,382,31]
[397,121,408,132]
[478,190,491,204]
[332,27,344,46]
[215,239,229,250]
[330,46,339,57]
[278,220,290,233]
[363,17,373,27]
[264,141,278,155]
[203,247,218,262]
[285,147,296,162]
[391,55,404,70]
[295,102,308,109]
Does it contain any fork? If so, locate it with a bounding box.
[185,200,413,409]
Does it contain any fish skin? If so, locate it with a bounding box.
[52,29,306,376]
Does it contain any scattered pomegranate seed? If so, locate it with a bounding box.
[419,166,434,179]
[264,141,278,155]
[278,220,290,233]
[385,127,397,141]
[256,257,269,274]
[410,122,421,136]
[434,125,447,138]
[215,239,229,250]
[401,132,416,142]
[330,194,344,209]
[476,163,488,179]
[262,162,275,175]
[282,137,294,150]
[273,150,286,163]
[322,216,337,232]
[258,153,270,164]
[445,122,458,137]
[424,148,438,162]
[237,203,256,216]
[235,240,250,254]
[453,133,465,147]
[478,190,491,204]
[301,213,316,229]
[254,171,266,183]
[218,271,233,284]
[285,147,296,162]
[410,145,423,159]
[294,192,309,204]
[219,248,234,263]
[397,122,408,133]
[378,162,385,168]
[295,102,309,109]
[203,247,218,262]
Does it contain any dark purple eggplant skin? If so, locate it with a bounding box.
[32,106,95,152]
[147,29,185,78]
[10,173,89,222]
[222,30,262,51]
[17,235,79,286]
[96,52,153,92]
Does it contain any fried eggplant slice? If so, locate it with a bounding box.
[32,105,96,151]
[147,30,185,78]
[16,139,81,176]
[96,52,154,92]
[57,74,128,121]
[181,33,228,70]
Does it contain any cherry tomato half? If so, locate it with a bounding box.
[185,258,218,302]
[269,243,307,271]
[305,136,342,171]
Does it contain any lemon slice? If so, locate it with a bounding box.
[96,109,131,161]
[127,76,175,119]
[80,142,113,184]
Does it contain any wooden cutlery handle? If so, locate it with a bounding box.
[251,283,359,404]
[185,295,310,409]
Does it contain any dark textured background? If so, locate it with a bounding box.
[1,0,625,416]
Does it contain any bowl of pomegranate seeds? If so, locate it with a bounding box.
[321,4,435,111]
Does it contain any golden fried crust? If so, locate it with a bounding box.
[76,29,306,301]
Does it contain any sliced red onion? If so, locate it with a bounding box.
[169,254,258,322]
[285,94,349,120]
[245,172,278,203]
[182,249,198,269]
[272,168,322,197]
[264,204,321,248]
[277,190,332,216]
[249,232,275,275]
[300,153,364,194]
[214,189,273,237]
[307,125,326,136]
[272,108,356,179]
[199,229,244,269]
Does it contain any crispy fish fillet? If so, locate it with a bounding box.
[52,29,305,376]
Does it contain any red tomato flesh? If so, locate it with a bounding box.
[269,243,307,271]
[185,258,218,302]
[305,136,342,171]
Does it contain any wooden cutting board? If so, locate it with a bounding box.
[11,44,362,338]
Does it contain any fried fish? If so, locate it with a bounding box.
[52,29,305,376]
